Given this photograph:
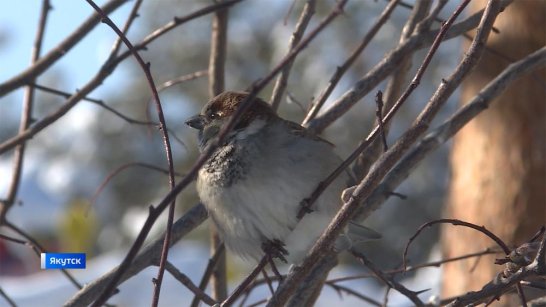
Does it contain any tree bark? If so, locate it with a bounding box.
[442,0,546,303]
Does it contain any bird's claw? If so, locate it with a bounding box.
[262,239,289,263]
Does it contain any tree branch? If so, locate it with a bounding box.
[64,203,208,307]
[270,0,316,111]
[0,0,128,98]
[269,1,503,305]
[302,0,400,125]
[207,0,230,301]
[1,0,51,221]
[305,1,509,133]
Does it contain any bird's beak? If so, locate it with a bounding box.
[185,115,205,130]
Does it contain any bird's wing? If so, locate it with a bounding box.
[283,119,334,147]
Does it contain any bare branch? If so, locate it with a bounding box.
[0,0,128,98]
[83,1,178,305]
[353,0,432,179]
[90,162,185,207]
[298,0,472,221]
[165,261,216,306]
[328,248,502,284]
[0,287,17,307]
[207,2,230,300]
[325,282,382,306]
[220,257,268,306]
[350,248,424,306]
[446,233,546,307]
[354,45,546,223]
[403,219,511,272]
[270,0,316,111]
[65,204,208,307]
[1,0,51,221]
[156,70,208,92]
[286,253,337,307]
[4,221,83,290]
[0,1,243,156]
[269,1,503,305]
[302,0,400,125]
[190,244,226,307]
[305,2,508,133]
[108,0,143,59]
[0,233,41,255]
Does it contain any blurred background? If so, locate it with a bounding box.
[0,0,465,305]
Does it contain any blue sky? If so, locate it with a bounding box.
[0,1,134,104]
[0,1,139,228]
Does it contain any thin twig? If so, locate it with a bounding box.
[145,70,208,124]
[107,0,142,59]
[190,244,225,307]
[220,257,268,307]
[261,270,276,295]
[237,280,258,307]
[350,248,424,306]
[403,219,511,271]
[285,252,337,307]
[0,233,41,255]
[90,162,184,207]
[31,82,163,130]
[156,70,208,92]
[165,261,217,306]
[328,248,502,284]
[247,298,268,307]
[105,0,244,84]
[325,282,382,306]
[446,233,546,307]
[353,0,431,179]
[0,287,17,307]
[270,0,316,111]
[302,0,400,125]
[283,0,298,25]
[208,5,228,98]
[1,0,51,221]
[0,233,27,245]
[268,257,284,282]
[0,0,127,97]
[4,221,83,290]
[415,0,447,32]
[31,83,103,103]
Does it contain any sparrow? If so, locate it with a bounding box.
[186,91,380,264]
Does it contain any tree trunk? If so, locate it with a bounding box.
[442,0,546,303]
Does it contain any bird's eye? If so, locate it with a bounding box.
[208,112,221,120]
